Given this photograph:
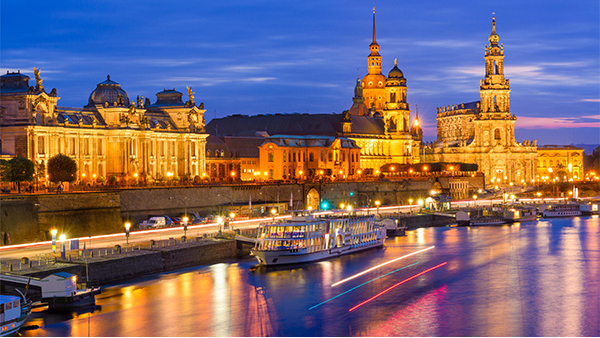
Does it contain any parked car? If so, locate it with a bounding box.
[163,215,174,226]
[139,216,167,229]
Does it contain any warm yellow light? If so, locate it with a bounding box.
[270,208,277,215]
[417,199,424,206]
[346,205,353,211]
[375,170,380,174]
[72,276,77,283]
[357,169,362,174]
[59,234,66,242]
[408,198,413,204]
[82,173,86,177]
[391,166,395,171]
[409,169,413,173]
[231,171,235,176]
[473,195,478,200]
[449,166,454,170]
[307,206,313,210]
[124,222,131,231]
[217,216,224,224]
[298,170,303,175]
[202,172,207,177]
[51,229,57,236]
[229,212,235,218]
[548,167,553,173]
[374,200,381,206]
[339,203,345,209]
[182,216,189,222]
[423,166,428,171]
[134,173,138,178]
[92,174,96,178]
[319,170,324,175]
[264,172,268,176]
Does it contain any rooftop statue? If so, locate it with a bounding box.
[33,67,43,91]
[186,86,195,105]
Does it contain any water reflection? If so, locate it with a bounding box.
[23,216,599,337]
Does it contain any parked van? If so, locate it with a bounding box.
[140,216,166,229]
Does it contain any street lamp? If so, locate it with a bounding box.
[472,194,478,208]
[124,222,131,245]
[60,234,66,260]
[408,198,414,213]
[169,196,187,225]
[417,199,424,212]
[50,229,58,253]
[182,216,188,238]
[270,208,277,221]
[217,216,224,235]
[374,200,381,216]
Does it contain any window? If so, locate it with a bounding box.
[328,152,333,161]
[70,138,76,155]
[283,151,286,162]
[268,152,274,162]
[309,153,314,162]
[494,129,501,140]
[38,136,45,154]
[293,152,296,162]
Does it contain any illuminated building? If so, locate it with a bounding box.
[536,145,584,182]
[0,70,208,183]
[205,135,263,182]
[426,17,537,184]
[258,135,361,180]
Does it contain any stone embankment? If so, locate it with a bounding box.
[2,235,246,286]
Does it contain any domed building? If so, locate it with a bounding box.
[86,75,130,107]
[0,71,208,185]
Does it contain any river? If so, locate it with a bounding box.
[23,216,599,337]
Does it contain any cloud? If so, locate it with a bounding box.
[581,99,600,102]
[516,116,600,129]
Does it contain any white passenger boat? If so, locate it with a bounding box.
[0,294,31,337]
[469,217,506,226]
[542,204,582,218]
[251,211,386,266]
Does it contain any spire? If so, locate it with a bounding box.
[488,14,500,46]
[372,6,377,44]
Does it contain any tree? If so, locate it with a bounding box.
[47,154,77,187]
[0,156,35,193]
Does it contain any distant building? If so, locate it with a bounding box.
[536,145,584,182]
[258,135,361,180]
[205,135,264,182]
[0,71,208,183]
[426,17,538,185]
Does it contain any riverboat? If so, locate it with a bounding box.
[503,206,537,223]
[251,211,386,266]
[469,217,506,226]
[542,204,581,218]
[0,294,31,336]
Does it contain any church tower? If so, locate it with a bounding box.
[474,16,516,149]
[479,16,511,118]
[383,59,410,133]
[361,6,387,112]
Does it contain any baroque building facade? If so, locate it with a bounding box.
[0,70,208,183]
[536,145,584,182]
[426,17,537,185]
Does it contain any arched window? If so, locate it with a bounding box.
[268,152,274,162]
[494,129,501,140]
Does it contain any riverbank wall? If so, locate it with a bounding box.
[8,239,239,286]
[0,176,483,245]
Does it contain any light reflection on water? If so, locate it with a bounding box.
[23,216,599,337]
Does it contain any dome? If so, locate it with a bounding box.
[87,75,130,107]
[387,59,404,79]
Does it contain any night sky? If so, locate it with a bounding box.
[2,0,598,145]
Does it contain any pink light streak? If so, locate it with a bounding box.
[331,246,435,287]
[348,262,447,312]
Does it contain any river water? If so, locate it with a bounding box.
[23,216,599,337]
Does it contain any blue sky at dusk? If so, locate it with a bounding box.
[2,0,599,145]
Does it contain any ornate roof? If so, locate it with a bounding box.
[87,75,130,107]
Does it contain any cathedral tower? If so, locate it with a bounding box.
[361,7,387,112]
[479,16,511,118]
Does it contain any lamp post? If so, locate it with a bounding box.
[182,216,188,238]
[472,195,478,208]
[270,208,277,222]
[217,194,233,211]
[60,234,66,260]
[228,213,235,230]
[217,216,224,236]
[169,196,187,217]
[124,222,131,245]
[408,198,413,213]
[50,229,58,253]
[374,200,381,216]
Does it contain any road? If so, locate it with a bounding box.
[0,197,564,261]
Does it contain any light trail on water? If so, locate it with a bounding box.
[308,262,420,310]
[348,261,448,312]
[331,246,435,287]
